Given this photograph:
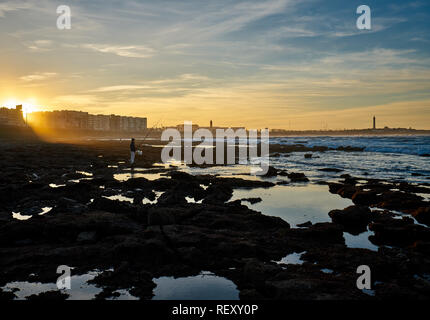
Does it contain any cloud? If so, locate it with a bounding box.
[0,1,30,17]
[20,72,57,82]
[27,40,53,52]
[82,44,155,58]
[89,85,152,92]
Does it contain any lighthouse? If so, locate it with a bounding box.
[373,116,376,129]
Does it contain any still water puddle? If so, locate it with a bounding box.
[49,183,66,188]
[275,251,306,265]
[142,191,165,205]
[230,184,352,227]
[186,197,203,204]
[12,207,53,220]
[152,271,239,300]
[343,230,378,252]
[114,172,169,182]
[103,195,134,203]
[1,270,137,300]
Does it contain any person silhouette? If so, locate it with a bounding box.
[130,138,136,166]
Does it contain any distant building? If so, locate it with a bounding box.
[373,116,376,129]
[0,105,25,127]
[210,120,213,128]
[28,110,147,132]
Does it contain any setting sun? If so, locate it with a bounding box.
[2,99,40,117]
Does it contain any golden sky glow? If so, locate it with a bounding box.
[1,0,430,130]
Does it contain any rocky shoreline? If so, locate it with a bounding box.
[0,139,429,300]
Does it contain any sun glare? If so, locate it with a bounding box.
[2,98,40,117]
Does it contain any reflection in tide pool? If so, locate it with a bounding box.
[1,270,137,300]
[343,230,378,252]
[114,172,169,182]
[275,252,306,265]
[152,271,239,300]
[230,184,352,227]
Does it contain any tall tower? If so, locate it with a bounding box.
[210,120,213,128]
[373,116,376,129]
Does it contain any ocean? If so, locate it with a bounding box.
[269,135,430,184]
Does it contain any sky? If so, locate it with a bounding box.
[0,0,430,129]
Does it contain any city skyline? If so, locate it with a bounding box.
[1,0,430,129]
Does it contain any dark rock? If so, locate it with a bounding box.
[411,207,430,226]
[240,197,262,204]
[76,231,97,243]
[304,153,313,159]
[287,172,309,182]
[147,207,176,226]
[318,168,343,173]
[297,221,312,228]
[263,166,279,177]
[351,191,381,206]
[26,291,69,300]
[376,191,424,211]
[336,146,364,152]
[328,206,371,233]
[328,183,343,194]
[369,219,430,246]
[0,290,16,300]
[296,223,345,244]
[337,185,358,198]
[412,241,430,255]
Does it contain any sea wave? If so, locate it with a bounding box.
[270,136,430,156]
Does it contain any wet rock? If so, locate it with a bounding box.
[57,197,88,214]
[411,207,430,226]
[239,288,266,300]
[376,191,425,211]
[76,231,97,243]
[157,189,187,205]
[240,198,262,204]
[147,208,176,226]
[297,221,312,228]
[295,223,344,244]
[26,291,69,300]
[328,183,343,194]
[412,241,430,255]
[304,153,313,159]
[336,146,364,152]
[318,168,343,173]
[369,220,430,246]
[90,197,137,215]
[0,290,16,300]
[351,191,381,206]
[243,259,281,284]
[337,185,358,198]
[263,166,279,177]
[328,206,371,233]
[203,183,233,204]
[287,172,309,182]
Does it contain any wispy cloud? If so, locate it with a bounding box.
[82,44,155,58]
[89,85,152,92]
[20,72,57,82]
[26,40,53,52]
[0,1,30,17]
